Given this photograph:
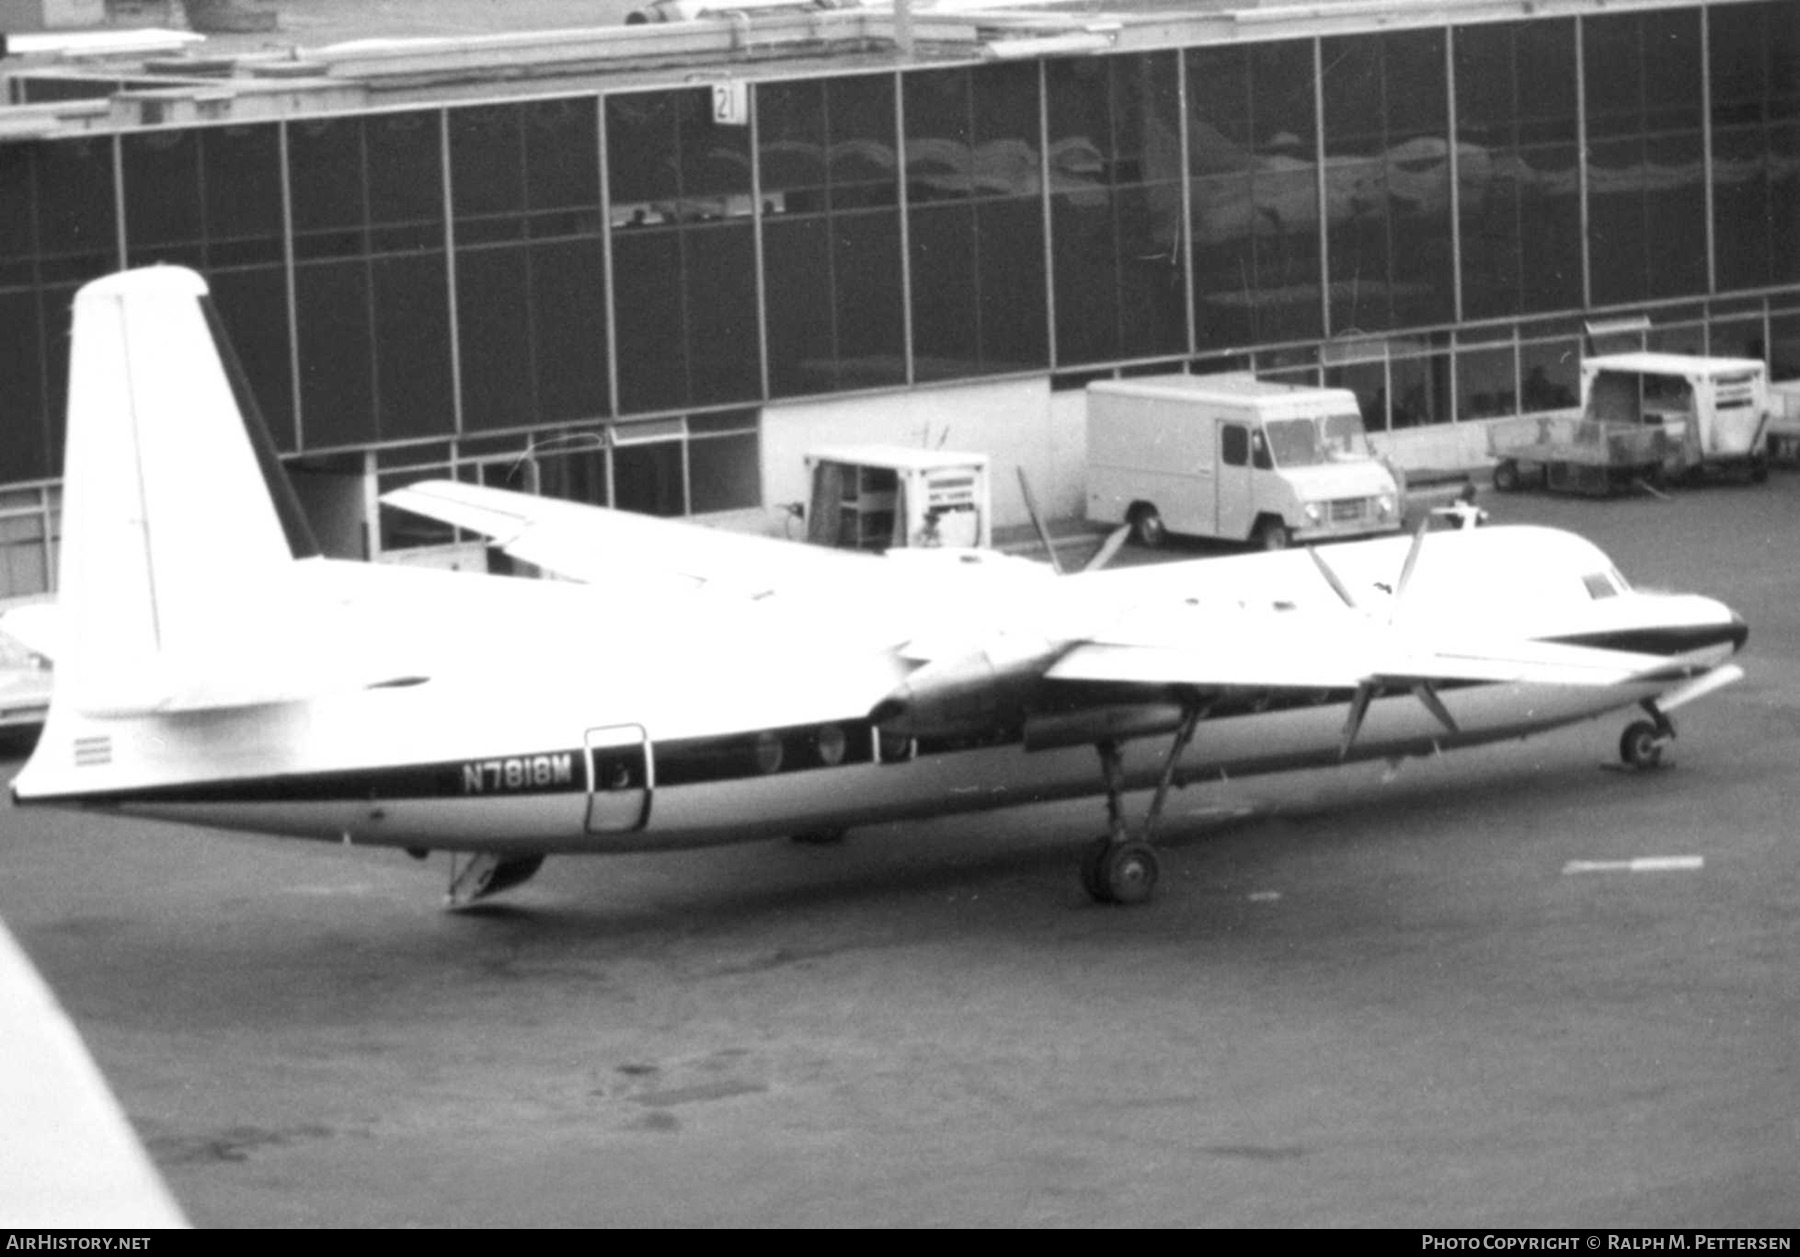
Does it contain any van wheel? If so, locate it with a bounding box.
[1492,459,1521,493]
[1254,519,1292,551]
[1128,506,1165,549]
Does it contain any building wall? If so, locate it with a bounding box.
[0,0,1797,589]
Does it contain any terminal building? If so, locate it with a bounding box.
[0,0,1794,595]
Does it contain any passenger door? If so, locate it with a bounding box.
[585,724,651,834]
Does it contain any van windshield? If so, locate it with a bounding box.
[1321,411,1372,458]
[1263,418,1324,467]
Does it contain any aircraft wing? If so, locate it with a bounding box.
[0,915,187,1226]
[1043,603,1697,691]
[381,479,879,600]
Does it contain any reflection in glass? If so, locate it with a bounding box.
[1048,52,1186,366]
[760,74,905,396]
[904,62,1048,380]
[1455,20,1582,319]
[1321,29,1453,334]
[1189,40,1324,349]
[609,88,761,413]
[1583,9,1706,306]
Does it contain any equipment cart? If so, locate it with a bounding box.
[1487,414,1668,497]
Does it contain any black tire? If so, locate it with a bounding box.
[1492,459,1521,494]
[1128,506,1165,549]
[1080,836,1114,904]
[1101,841,1159,906]
[1619,720,1664,771]
[1750,454,1769,485]
[1254,518,1292,551]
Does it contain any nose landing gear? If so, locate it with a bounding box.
[1620,701,1676,771]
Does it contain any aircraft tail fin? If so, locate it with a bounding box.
[52,266,319,715]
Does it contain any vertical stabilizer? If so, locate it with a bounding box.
[54,267,314,714]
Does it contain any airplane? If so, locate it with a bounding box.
[11,266,1748,910]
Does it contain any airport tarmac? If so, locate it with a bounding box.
[2,480,1797,1228]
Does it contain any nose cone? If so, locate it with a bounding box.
[1727,611,1749,654]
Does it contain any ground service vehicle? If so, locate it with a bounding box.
[1085,373,1402,550]
[1490,353,1772,494]
[803,446,991,551]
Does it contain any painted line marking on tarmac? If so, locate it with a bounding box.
[1247,891,1282,903]
[1562,856,1704,875]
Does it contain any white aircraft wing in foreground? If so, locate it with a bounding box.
[0,916,186,1226]
[13,268,1747,909]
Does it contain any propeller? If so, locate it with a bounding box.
[1016,467,1130,576]
[1309,518,1458,758]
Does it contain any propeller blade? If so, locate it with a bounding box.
[1309,545,1359,609]
[1015,467,1064,575]
[1082,525,1131,574]
[1389,516,1432,619]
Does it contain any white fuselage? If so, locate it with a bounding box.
[15,527,1745,857]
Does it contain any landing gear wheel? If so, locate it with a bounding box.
[1619,720,1664,771]
[1129,506,1165,549]
[1080,836,1115,903]
[1254,519,1292,551]
[1492,458,1521,494]
[1097,841,1159,906]
[790,828,848,845]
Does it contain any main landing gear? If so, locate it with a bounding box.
[1081,703,1207,905]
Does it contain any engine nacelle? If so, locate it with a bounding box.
[870,637,1057,739]
[1020,702,1189,753]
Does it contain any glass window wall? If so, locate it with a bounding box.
[1454,20,1582,320]
[0,138,118,481]
[608,88,761,413]
[758,74,905,396]
[289,110,453,448]
[1709,1,1800,294]
[1047,52,1187,366]
[1187,39,1324,350]
[1583,9,1708,305]
[903,61,1049,381]
[450,98,610,435]
[1321,29,1455,335]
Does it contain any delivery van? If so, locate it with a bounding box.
[1085,373,1403,549]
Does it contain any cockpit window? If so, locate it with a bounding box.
[1582,571,1621,600]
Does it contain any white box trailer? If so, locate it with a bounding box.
[803,445,991,551]
[1084,373,1402,550]
[1579,352,1771,483]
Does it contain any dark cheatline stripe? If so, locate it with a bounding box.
[1548,622,1746,657]
[41,751,588,807]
